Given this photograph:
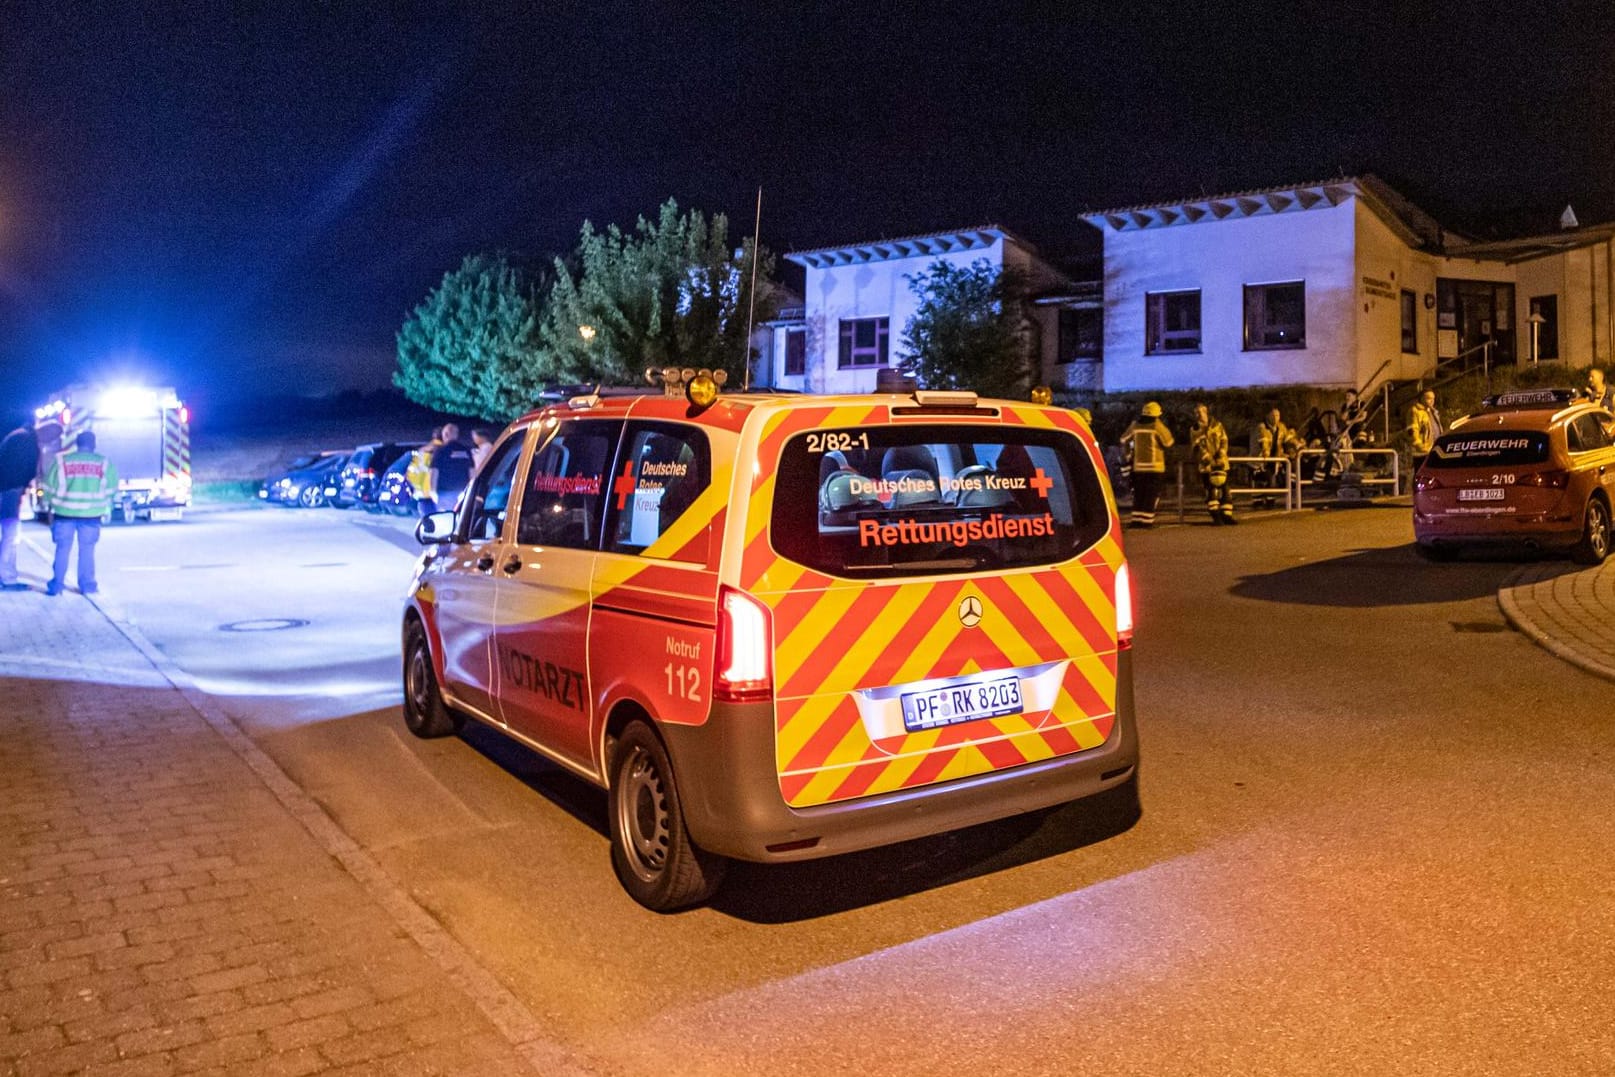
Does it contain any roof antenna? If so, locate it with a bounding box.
[743,186,762,393]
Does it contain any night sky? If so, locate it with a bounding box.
[2,1,1611,413]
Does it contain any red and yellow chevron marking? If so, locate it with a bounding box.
[765,551,1123,808]
[737,399,1126,808]
[163,408,191,481]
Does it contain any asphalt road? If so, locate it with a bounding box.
[40,501,1615,1075]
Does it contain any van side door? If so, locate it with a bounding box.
[493,419,621,768]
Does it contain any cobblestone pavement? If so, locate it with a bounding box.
[0,557,577,1074]
[1498,558,1615,684]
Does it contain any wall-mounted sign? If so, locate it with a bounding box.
[1360,276,1398,300]
[1438,312,1456,329]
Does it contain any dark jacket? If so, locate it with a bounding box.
[0,427,39,490]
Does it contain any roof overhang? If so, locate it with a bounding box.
[786,226,1016,269]
[1080,175,1443,250]
[1445,224,1615,265]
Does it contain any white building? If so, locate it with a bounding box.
[1082,175,1615,393]
[764,227,1095,394]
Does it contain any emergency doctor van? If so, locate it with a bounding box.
[402,372,1138,910]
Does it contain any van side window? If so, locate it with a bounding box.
[461,432,525,542]
[516,421,620,549]
[603,423,711,563]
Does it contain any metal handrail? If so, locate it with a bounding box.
[1292,447,1401,505]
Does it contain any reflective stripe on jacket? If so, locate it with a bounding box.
[44,451,118,518]
[1191,420,1229,476]
[1121,419,1174,473]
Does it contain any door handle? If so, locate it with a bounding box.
[502,554,522,575]
[475,554,495,573]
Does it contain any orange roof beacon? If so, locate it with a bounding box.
[401,371,1138,910]
[1413,388,1615,564]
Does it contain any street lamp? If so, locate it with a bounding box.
[1528,310,1546,365]
[578,324,597,343]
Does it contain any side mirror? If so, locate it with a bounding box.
[414,510,458,545]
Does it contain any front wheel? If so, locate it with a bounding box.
[402,620,462,738]
[1571,497,1612,565]
[297,485,324,509]
[609,722,726,912]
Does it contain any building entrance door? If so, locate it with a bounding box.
[1437,279,1516,365]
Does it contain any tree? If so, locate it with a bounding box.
[539,199,778,386]
[901,259,1035,399]
[394,254,553,420]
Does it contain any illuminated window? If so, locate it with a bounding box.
[1243,282,1306,350]
[1400,290,1418,353]
[1145,290,1200,353]
[783,328,806,376]
[838,318,889,368]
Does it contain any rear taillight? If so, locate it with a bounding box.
[1522,470,1570,489]
[1414,472,1441,491]
[360,469,375,478]
[714,585,773,702]
[1115,562,1134,651]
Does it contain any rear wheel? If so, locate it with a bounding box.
[609,721,726,912]
[1571,497,1611,565]
[402,620,462,738]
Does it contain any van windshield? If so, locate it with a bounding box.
[770,424,1110,578]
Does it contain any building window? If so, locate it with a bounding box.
[1058,308,1102,363]
[783,328,806,376]
[1530,295,1559,360]
[1145,290,1201,354]
[1400,289,1418,353]
[1243,282,1306,350]
[838,317,889,368]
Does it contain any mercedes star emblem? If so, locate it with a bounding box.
[958,595,983,628]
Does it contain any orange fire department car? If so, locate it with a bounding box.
[401,373,1138,910]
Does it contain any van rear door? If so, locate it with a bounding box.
[748,409,1126,809]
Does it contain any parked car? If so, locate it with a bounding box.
[401,376,1137,910]
[374,452,419,516]
[324,441,420,509]
[1413,387,1615,563]
[259,451,348,508]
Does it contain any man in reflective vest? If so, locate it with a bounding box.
[1120,401,1174,528]
[42,429,118,596]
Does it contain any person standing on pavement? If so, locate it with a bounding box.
[42,429,118,597]
[429,423,475,514]
[407,426,443,515]
[1251,407,1299,507]
[0,423,40,592]
[1120,401,1173,528]
[1190,403,1236,525]
[1408,389,1444,473]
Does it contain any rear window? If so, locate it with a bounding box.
[1427,431,1551,468]
[770,424,1109,578]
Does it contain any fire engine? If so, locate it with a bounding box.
[33,384,192,522]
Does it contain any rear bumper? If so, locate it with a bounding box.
[663,651,1138,863]
[1413,507,1581,550]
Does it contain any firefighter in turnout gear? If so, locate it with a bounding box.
[1190,403,1236,524]
[1120,401,1174,527]
[42,429,118,596]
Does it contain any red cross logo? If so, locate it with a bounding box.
[613,461,638,510]
[1029,467,1054,499]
